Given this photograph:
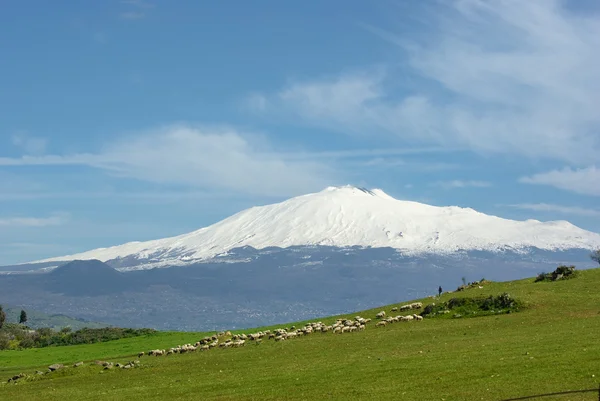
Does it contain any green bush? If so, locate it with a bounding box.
[19,336,35,348]
[420,293,521,319]
[535,265,577,282]
[0,333,9,350]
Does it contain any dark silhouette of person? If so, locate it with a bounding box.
[438,286,443,296]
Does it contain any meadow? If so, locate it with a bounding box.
[1,268,599,400]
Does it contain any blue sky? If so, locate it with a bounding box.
[1,0,599,264]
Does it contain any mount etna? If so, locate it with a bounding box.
[1,186,598,330]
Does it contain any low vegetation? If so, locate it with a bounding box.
[421,292,521,319]
[0,266,599,400]
[0,326,155,350]
[535,265,578,282]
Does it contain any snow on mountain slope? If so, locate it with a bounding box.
[36,186,600,268]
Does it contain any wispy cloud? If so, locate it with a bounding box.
[358,158,460,172]
[0,145,450,166]
[0,125,465,196]
[430,180,491,189]
[0,125,334,197]
[0,154,93,166]
[508,203,600,218]
[0,213,68,227]
[519,166,600,197]
[245,93,268,112]
[0,190,249,202]
[252,1,600,165]
[119,0,154,20]
[11,133,47,155]
[280,146,457,161]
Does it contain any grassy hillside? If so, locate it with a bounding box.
[1,268,599,400]
[2,307,108,330]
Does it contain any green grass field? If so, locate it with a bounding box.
[1,268,599,400]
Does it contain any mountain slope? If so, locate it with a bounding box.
[35,186,600,269]
[46,260,131,295]
[3,306,108,330]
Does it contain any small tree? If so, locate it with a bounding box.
[0,305,6,330]
[19,310,27,325]
[591,249,600,266]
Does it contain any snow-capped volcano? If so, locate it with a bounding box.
[36,186,600,269]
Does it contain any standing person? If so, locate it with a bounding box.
[438,286,442,297]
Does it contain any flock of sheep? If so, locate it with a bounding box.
[140,301,425,359]
[4,300,430,384]
[375,302,424,327]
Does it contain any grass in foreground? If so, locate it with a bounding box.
[1,268,599,400]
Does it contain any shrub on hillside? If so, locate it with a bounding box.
[535,265,577,282]
[0,333,9,350]
[36,327,156,347]
[420,293,521,319]
[19,336,35,348]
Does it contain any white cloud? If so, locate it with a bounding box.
[0,154,93,166]
[254,1,600,164]
[119,0,154,19]
[508,203,600,217]
[519,166,600,196]
[0,126,334,197]
[277,71,385,132]
[280,146,456,161]
[431,180,491,189]
[12,133,47,155]
[0,190,239,202]
[0,214,68,227]
[245,93,268,112]
[358,157,460,172]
